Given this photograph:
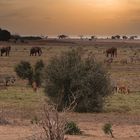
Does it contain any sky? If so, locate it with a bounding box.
[0,0,140,36]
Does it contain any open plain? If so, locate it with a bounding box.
[0,39,140,140]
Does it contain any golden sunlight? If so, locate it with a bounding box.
[87,0,121,9]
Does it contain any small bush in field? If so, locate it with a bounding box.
[44,49,112,112]
[15,60,44,86]
[0,116,10,125]
[65,121,82,135]
[30,116,39,125]
[103,123,114,138]
[15,61,33,85]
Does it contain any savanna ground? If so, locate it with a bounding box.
[0,39,140,140]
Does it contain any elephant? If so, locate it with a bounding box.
[30,47,42,56]
[0,46,11,56]
[106,47,117,57]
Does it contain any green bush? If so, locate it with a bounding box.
[44,49,112,112]
[15,60,44,86]
[103,123,114,138]
[34,60,45,87]
[65,121,82,135]
[15,61,33,85]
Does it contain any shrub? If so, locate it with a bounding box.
[15,61,33,85]
[103,123,114,138]
[65,121,82,135]
[44,49,112,112]
[34,60,45,87]
[15,60,44,86]
[0,28,11,41]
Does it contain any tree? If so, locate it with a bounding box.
[0,29,11,41]
[44,49,112,112]
[91,35,95,40]
[79,35,84,40]
[58,35,68,39]
[115,35,120,39]
[15,60,44,87]
[111,36,116,40]
[129,36,137,40]
[122,36,128,40]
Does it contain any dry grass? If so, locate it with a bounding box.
[0,40,140,115]
[0,40,139,139]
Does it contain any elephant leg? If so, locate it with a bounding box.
[106,53,108,57]
[111,53,113,57]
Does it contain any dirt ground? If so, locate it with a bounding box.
[0,113,139,140]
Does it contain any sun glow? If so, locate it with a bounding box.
[86,0,121,10]
[98,0,118,4]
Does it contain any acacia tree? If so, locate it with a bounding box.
[44,49,112,112]
[58,35,68,39]
[15,60,44,87]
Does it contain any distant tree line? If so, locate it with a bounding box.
[111,35,138,40]
[11,34,42,43]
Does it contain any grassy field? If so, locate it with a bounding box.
[0,87,139,119]
[0,40,140,116]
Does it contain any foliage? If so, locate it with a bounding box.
[58,34,68,39]
[65,121,82,135]
[103,123,114,138]
[0,28,11,41]
[15,60,44,86]
[34,60,45,87]
[21,36,42,40]
[44,49,112,112]
[15,61,33,85]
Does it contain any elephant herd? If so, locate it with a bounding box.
[0,46,43,57]
[0,45,117,58]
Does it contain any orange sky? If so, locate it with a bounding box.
[0,0,140,36]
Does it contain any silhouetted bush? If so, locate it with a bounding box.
[0,28,11,41]
[44,49,112,112]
